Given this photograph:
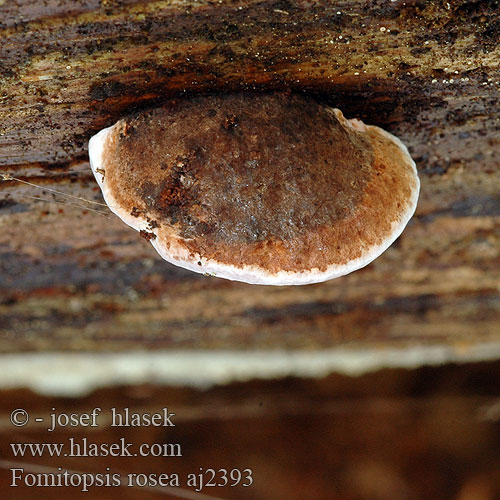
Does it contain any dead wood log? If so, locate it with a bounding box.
[0,0,498,351]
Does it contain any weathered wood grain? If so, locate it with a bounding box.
[0,0,499,351]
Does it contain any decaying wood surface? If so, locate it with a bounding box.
[0,0,499,351]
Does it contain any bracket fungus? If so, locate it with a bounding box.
[89,92,419,285]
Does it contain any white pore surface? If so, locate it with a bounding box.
[88,115,420,285]
[0,344,499,396]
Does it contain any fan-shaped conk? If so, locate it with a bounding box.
[89,92,419,285]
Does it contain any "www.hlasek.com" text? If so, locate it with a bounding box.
[11,438,182,458]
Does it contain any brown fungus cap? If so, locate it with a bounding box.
[89,92,419,285]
